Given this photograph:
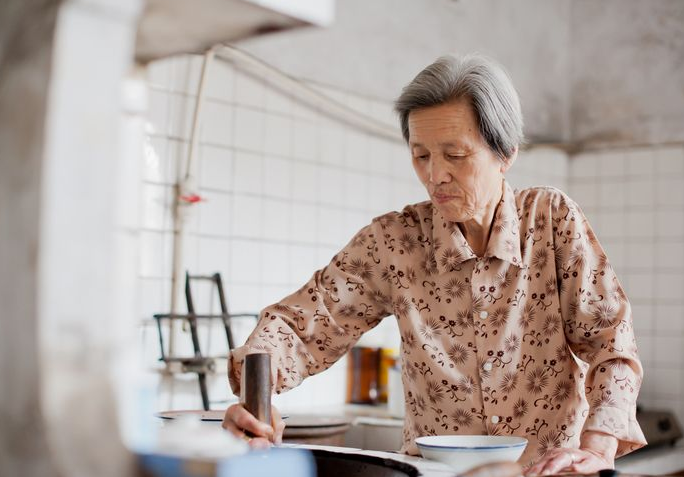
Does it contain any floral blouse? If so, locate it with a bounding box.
[228,181,646,464]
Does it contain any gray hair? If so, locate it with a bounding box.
[394,54,524,160]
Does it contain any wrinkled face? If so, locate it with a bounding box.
[408,97,512,223]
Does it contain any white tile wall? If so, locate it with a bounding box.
[200,101,234,147]
[141,54,580,412]
[568,144,684,425]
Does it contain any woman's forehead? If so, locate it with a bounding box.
[408,100,482,148]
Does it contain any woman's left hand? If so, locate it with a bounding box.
[525,447,613,476]
[525,431,617,476]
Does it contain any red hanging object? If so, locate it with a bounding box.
[179,193,204,204]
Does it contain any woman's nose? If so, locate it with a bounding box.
[429,158,452,184]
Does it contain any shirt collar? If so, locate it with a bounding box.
[431,180,523,274]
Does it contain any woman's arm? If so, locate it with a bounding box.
[227,218,394,397]
[526,430,618,476]
[527,191,646,475]
[551,191,646,456]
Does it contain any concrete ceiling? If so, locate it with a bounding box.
[235,0,684,148]
[570,0,684,147]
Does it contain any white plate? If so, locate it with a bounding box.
[415,435,527,473]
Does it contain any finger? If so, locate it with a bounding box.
[538,453,573,476]
[222,405,240,431]
[222,419,250,441]
[527,450,567,476]
[524,459,545,476]
[222,417,272,448]
[249,437,272,450]
[522,462,534,477]
[571,455,607,475]
[271,406,286,445]
[232,405,274,438]
[526,454,557,476]
[572,461,596,475]
[275,420,286,446]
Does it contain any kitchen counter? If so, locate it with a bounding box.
[307,405,684,476]
[289,442,684,477]
[281,443,456,477]
[153,411,451,476]
[162,406,684,475]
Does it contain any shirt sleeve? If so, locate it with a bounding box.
[551,191,647,457]
[227,218,394,397]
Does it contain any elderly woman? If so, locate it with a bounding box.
[222,54,646,474]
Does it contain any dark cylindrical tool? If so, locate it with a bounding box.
[242,352,272,434]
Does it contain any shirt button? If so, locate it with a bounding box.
[479,311,488,320]
[491,415,500,424]
[483,362,493,372]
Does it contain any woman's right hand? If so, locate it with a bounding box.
[221,403,285,449]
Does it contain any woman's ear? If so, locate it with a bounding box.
[500,147,518,173]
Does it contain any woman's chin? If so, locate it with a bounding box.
[434,205,473,223]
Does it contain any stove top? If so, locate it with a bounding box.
[636,408,683,449]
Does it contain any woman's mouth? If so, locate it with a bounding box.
[432,193,458,204]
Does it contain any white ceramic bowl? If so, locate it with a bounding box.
[415,435,527,474]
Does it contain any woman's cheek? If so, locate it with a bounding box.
[462,187,479,211]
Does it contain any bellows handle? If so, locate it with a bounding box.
[241,352,272,429]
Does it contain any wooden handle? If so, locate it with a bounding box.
[242,353,272,428]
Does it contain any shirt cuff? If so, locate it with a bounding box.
[582,406,647,457]
[227,347,244,397]
[227,345,280,398]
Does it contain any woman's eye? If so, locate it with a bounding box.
[414,155,429,161]
[447,154,464,159]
